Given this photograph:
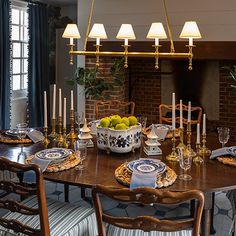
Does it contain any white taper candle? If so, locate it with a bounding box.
[44,91,47,128]
[70,90,74,110]
[52,84,56,119]
[59,88,62,117]
[63,97,66,128]
[203,113,206,135]
[172,93,176,130]
[197,123,200,144]
[187,101,191,123]
[180,99,183,128]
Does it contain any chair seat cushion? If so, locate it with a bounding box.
[106,224,192,236]
[0,196,98,236]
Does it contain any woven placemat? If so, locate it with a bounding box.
[25,154,80,172]
[115,163,177,188]
[0,134,32,144]
[217,156,236,167]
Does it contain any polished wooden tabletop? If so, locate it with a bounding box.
[1,132,236,193]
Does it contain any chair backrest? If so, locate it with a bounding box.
[0,157,50,235]
[95,100,135,119]
[159,103,202,125]
[92,185,204,236]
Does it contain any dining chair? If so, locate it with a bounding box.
[0,157,97,236]
[159,103,202,126]
[92,184,204,236]
[95,100,135,119]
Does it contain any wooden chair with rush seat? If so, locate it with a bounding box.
[92,184,204,236]
[159,103,203,126]
[0,157,97,236]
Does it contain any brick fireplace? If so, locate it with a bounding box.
[85,55,236,141]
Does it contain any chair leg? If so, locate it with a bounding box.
[190,199,195,217]
[64,184,69,202]
[210,192,216,235]
[81,187,86,199]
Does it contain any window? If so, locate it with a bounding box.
[11,5,28,91]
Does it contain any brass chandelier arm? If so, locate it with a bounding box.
[83,0,95,51]
[70,50,191,58]
[163,0,175,53]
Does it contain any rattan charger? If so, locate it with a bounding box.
[217,156,236,167]
[115,162,177,188]
[25,154,81,172]
[0,134,32,144]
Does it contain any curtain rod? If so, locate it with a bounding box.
[12,0,47,6]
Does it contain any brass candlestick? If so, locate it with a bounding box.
[43,127,50,146]
[49,118,58,140]
[177,127,186,149]
[193,143,203,164]
[56,116,64,146]
[186,122,196,157]
[166,129,178,161]
[199,133,211,157]
[67,109,77,139]
[62,127,68,148]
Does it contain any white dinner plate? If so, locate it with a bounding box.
[35,148,73,163]
[127,159,166,175]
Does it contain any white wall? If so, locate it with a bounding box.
[77,0,236,42]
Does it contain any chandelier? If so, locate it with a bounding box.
[62,0,201,70]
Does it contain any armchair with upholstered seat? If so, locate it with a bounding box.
[95,100,135,119]
[0,157,97,236]
[92,184,204,236]
[159,103,202,126]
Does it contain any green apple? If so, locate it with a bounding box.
[128,116,138,126]
[115,123,128,130]
[121,117,130,126]
[100,117,110,128]
[110,115,122,127]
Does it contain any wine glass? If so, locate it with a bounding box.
[74,111,84,134]
[16,123,28,160]
[74,140,87,170]
[217,127,230,148]
[178,148,192,181]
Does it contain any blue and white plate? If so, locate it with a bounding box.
[226,146,236,156]
[127,159,166,174]
[35,148,73,163]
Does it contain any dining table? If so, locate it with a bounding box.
[0,131,236,236]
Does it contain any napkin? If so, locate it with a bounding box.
[210,147,235,159]
[30,157,51,172]
[27,130,44,143]
[130,170,157,190]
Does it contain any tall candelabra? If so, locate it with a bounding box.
[62,127,68,148]
[67,109,77,139]
[199,133,211,156]
[186,122,196,157]
[193,142,203,163]
[166,129,178,161]
[43,127,50,146]
[49,118,58,140]
[177,127,186,149]
[56,116,64,146]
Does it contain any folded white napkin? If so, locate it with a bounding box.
[130,170,156,190]
[31,157,51,172]
[27,130,44,143]
[210,147,236,159]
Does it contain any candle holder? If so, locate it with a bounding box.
[177,127,186,150]
[199,133,211,157]
[193,143,203,164]
[49,118,58,140]
[62,127,68,148]
[67,109,77,139]
[166,129,179,161]
[56,116,64,146]
[43,127,50,146]
[186,122,196,157]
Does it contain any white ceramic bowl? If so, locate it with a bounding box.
[97,124,142,153]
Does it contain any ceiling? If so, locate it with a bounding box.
[40,0,77,6]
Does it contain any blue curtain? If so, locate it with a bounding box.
[0,0,11,129]
[28,3,50,127]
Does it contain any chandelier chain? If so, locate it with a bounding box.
[163,0,175,53]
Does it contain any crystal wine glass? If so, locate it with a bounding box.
[217,127,230,148]
[74,140,87,170]
[178,148,192,181]
[16,123,28,160]
[74,111,84,134]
